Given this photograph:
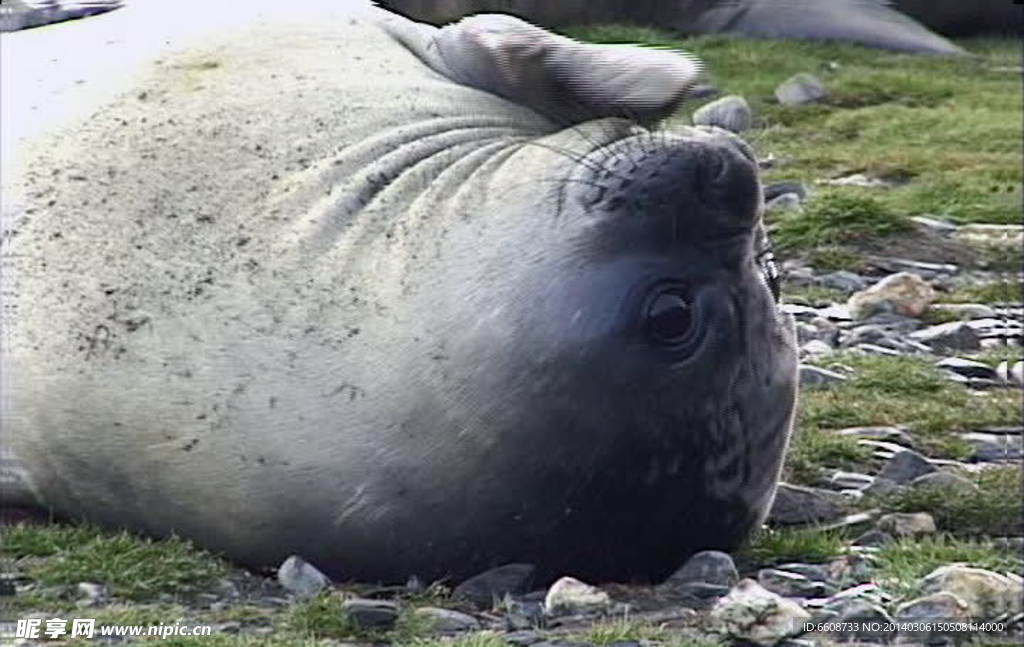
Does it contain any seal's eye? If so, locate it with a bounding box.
[645,289,694,347]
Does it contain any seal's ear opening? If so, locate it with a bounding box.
[378,12,703,127]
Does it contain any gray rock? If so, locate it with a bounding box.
[673,582,731,599]
[765,192,803,213]
[910,471,979,493]
[775,73,826,106]
[454,563,535,609]
[342,598,400,629]
[830,600,896,642]
[852,529,893,547]
[936,357,997,379]
[828,471,874,490]
[958,432,1024,461]
[910,215,959,235]
[774,563,833,583]
[664,550,738,587]
[768,483,846,525]
[876,449,936,484]
[876,512,936,537]
[817,271,867,293]
[544,577,611,616]
[413,607,480,633]
[757,569,835,598]
[853,343,902,357]
[895,591,970,622]
[819,173,894,188]
[799,365,847,390]
[503,631,546,646]
[910,322,982,352]
[840,324,892,348]
[795,322,837,346]
[277,555,329,599]
[764,182,808,202]
[799,340,834,358]
[75,582,107,607]
[826,555,875,586]
[692,95,752,133]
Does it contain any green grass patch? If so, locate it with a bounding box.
[781,283,848,307]
[873,466,1023,537]
[872,535,1023,599]
[772,194,910,253]
[743,527,850,566]
[939,280,1023,304]
[787,355,1020,479]
[3,525,228,601]
[580,616,669,645]
[287,593,434,643]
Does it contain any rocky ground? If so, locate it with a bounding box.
[2,26,1022,647]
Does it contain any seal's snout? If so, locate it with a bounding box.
[594,134,762,247]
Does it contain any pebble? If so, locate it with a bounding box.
[829,600,896,642]
[799,340,834,358]
[910,215,959,235]
[454,563,535,609]
[764,182,808,202]
[957,432,1024,461]
[909,321,981,352]
[544,577,611,616]
[775,73,826,106]
[798,365,847,390]
[342,598,400,629]
[876,449,936,484]
[692,95,752,133]
[413,607,481,633]
[936,357,998,379]
[876,512,936,537]
[757,569,835,598]
[75,582,107,607]
[818,173,892,188]
[709,579,811,646]
[827,471,874,490]
[765,192,803,212]
[277,555,330,599]
[847,272,934,320]
[663,550,738,587]
[817,271,867,293]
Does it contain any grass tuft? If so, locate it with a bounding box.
[772,193,910,253]
[3,525,227,601]
[743,527,850,566]
[873,466,1023,537]
[872,535,1023,599]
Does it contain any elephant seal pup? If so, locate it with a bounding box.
[2,0,797,584]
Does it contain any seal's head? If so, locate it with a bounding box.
[390,125,797,583]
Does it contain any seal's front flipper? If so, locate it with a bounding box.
[683,0,963,56]
[379,12,703,126]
